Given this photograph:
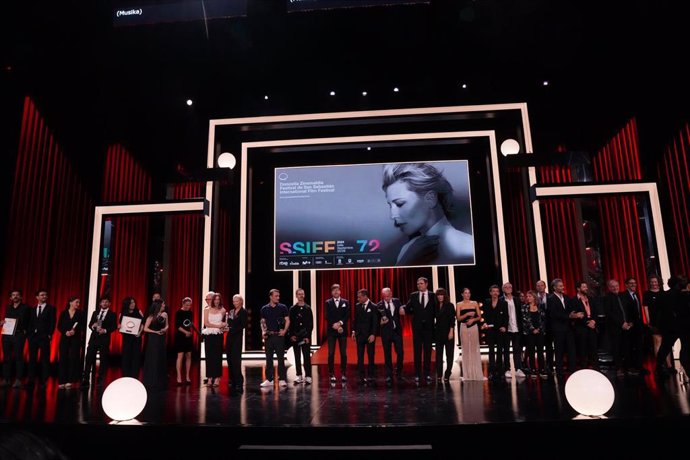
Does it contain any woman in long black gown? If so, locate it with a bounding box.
[57,296,85,389]
[120,297,143,378]
[143,300,169,390]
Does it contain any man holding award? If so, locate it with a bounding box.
[82,297,117,388]
[1,289,30,388]
[353,289,378,384]
[377,287,404,383]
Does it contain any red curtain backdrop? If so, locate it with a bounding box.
[102,144,152,354]
[658,123,690,276]
[166,183,204,349]
[537,163,583,296]
[503,168,537,292]
[592,118,649,297]
[1,96,94,361]
[316,268,426,343]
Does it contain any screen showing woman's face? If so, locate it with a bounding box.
[385,180,428,236]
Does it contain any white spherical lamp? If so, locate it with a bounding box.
[500,139,520,156]
[102,377,148,421]
[217,152,237,169]
[564,369,615,417]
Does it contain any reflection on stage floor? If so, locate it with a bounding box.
[2,355,689,427]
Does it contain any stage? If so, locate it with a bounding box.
[2,355,690,459]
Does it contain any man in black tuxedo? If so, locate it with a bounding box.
[28,289,56,387]
[572,281,599,369]
[82,297,118,387]
[546,279,577,376]
[622,277,646,374]
[324,284,350,383]
[1,289,31,388]
[401,277,436,382]
[353,289,378,383]
[377,287,404,382]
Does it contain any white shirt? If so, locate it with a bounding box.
[506,297,518,332]
[419,291,428,307]
[37,303,46,316]
[333,298,341,307]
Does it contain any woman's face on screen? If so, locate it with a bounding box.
[385,180,430,236]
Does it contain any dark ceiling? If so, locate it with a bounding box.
[2,0,690,190]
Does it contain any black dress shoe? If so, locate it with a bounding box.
[425,375,432,382]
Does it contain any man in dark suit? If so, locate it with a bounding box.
[353,289,378,383]
[27,289,56,387]
[377,287,404,382]
[82,297,118,387]
[621,277,646,374]
[401,277,436,382]
[1,289,31,388]
[571,281,599,369]
[546,278,577,376]
[325,284,350,383]
[603,279,636,377]
[481,285,508,379]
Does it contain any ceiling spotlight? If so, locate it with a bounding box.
[264,95,269,100]
[543,80,550,86]
[362,91,368,96]
[186,99,193,106]
[393,87,399,92]
[330,91,336,96]
[500,139,520,156]
[367,147,371,151]
[217,152,237,170]
[461,83,468,89]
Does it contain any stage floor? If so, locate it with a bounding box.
[2,355,689,428]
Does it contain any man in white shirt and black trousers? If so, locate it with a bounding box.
[501,282,526,378]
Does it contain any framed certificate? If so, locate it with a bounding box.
[2,318,17,336]
[120,317,142,335]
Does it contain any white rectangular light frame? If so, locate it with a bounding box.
[532,182,671,284]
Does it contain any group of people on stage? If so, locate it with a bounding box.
[0,289,197,390]
[257,273,690,387]
[1,273,688,391]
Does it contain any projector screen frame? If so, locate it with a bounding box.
[273,157,477,272]
[207,103,536,350]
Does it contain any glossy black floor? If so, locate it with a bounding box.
[2,356,690,459]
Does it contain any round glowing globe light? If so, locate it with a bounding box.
[102,377,147,421]
[564,369,615,417]
[217,152,237,169]
[500,139,520,156]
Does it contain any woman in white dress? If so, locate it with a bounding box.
[202,293,227,387]
[456,288,486,381]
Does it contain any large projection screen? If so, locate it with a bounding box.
[274,160,475,271]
